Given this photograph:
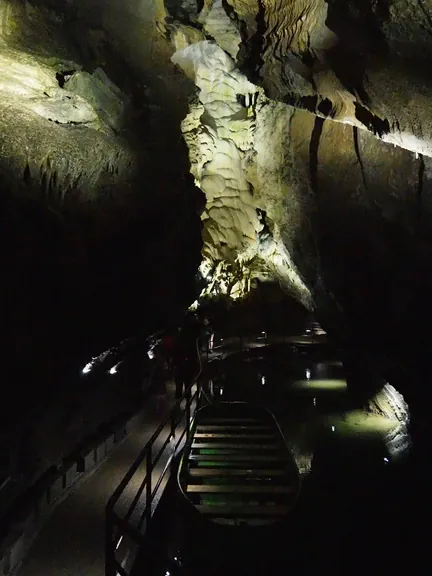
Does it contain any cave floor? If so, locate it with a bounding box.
[15,383,178,576]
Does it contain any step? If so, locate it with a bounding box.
[191,448,281,456]
[187,485,295,494]
[195,505,290,516]
[189,469,288,478]
[188,454,283,462]
[194,433,275,440]
[197,425,271,431]
[201,418,263,424]
[192,443,277,450]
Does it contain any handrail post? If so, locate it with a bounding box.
[170,409,176,440]
[185,391,191,440]
[105,508,116,576]
[146,450,152,528]
[197,375,201,404]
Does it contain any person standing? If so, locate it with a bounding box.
[150,346,168,414]
[172,316,200,398]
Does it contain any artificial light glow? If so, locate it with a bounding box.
[261,375,266,385]
[293,378,347,392]
[109,364,119,375]
[82,363,92,374]
[313,397,316,406]
[327,411,401,439]
[147,349,155,360]
[305,369,311,380]
[331,426,335,432]
[384,457,389,463]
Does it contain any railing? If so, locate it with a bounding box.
[105,346,204,576]
[105,328,323,576]
[206,330,329,356]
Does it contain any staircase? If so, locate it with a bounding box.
[178,403,300,526]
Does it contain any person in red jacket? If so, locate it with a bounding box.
[162,331,174,369]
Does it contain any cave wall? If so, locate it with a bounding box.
[3,0,432,480]
[0,0,203,483]
[160,0,432,449]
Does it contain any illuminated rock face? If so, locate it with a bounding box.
[0,0,136,198]
[230,0,432,158]
[0,0,202,413]
[2,0,432,401]
[166,1,432,385]
[173,41,312,306]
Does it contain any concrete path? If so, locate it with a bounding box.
[15,384,177,576]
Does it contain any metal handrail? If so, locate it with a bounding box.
[104,331,314,576]
[105,340,204,576]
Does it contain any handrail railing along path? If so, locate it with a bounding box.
[105,340,204,576]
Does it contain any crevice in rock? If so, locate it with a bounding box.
[417,153,425,232]
[283,94,336,120]
[55,70,76,88]
[257,208,272,237]
[353,126,367,191]
[309,117,324,192]
[244,0,266,82]
[23,164,31,185]
[317,99,333,117]
[354,102,390,137]
[284,94,318,111]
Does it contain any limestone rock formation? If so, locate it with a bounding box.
[229,0,432,158]
[164,0,432,453]
[2,0,432,486]
[173,40,312,306]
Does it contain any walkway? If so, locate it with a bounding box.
[15,383,177,576]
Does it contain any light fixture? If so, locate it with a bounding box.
[305,368,311,380]
[261,376,266,385]
[331,426,335,432]
[82,362,92,374]
[109,364,119,375]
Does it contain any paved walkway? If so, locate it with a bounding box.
[16,384,177,576]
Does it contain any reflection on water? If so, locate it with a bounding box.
[205,354,410,477]
[292,378,347,392]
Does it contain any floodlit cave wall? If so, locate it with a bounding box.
[172,41,313,307]
[230,0,432,157]
[164,0,432,444]
[0,0,202,484]
[2,0,432,484]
